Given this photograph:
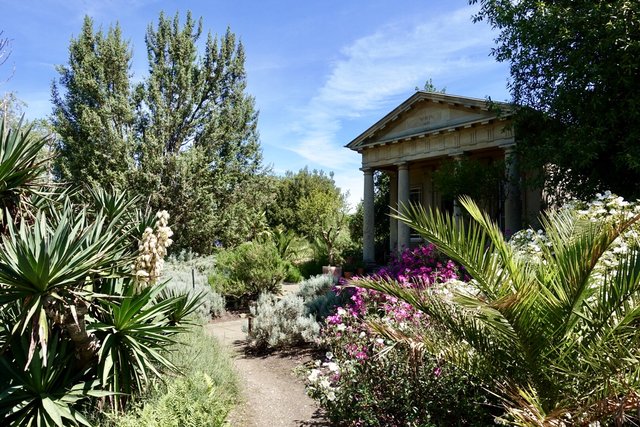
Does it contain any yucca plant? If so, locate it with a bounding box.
[0,332,110,426]
[90,283,187,412]
[155,285,206,325]
[0,203,130,366]
[356,197,640,425]
[0,118,50,228]
[0,120,200,424]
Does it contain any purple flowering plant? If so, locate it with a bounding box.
[305,245,495,426]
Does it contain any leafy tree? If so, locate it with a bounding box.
[471,0,640,200]
[298,188,348,265]
[267,167,343,235]
[358,197,640,424]
[52,13,268,253]
[432,157,504,213]
[52,16,134,190]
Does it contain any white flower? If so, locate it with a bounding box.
[326,362,339,372]
[326,391,336,401]
[307,369,320,382]
[325,351,334,360]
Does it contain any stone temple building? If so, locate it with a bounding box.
[346,91,541,265]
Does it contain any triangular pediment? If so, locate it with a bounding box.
[346,92,512,150]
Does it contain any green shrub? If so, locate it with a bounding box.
[296,274,349,321]
[247,293,320,350]
[305,290,348,321]
[284,261,303,283]
[298,257,326,278]
[306,289,498,426]
[307,345,495,427]
[98,326,238,427]
[246,274,350,350]
[210,241,287,301]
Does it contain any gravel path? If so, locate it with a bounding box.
[206,318,330,427]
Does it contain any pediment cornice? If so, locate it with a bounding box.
[346,91,512,151]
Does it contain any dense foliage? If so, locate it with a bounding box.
[51,17,134,191]
[99,326,238,427]
[267,167,350,265]
[471,0,640,200]
[0,121,203,425]
[52,12,267,252]
[358,195,640,425]
[210,239,288,304]
[432,157,504,211]
[246,274,344,350]
[247,292,319,350]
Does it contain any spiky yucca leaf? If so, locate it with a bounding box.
[0,332,110,427]
[0,118,50,224]
[90,282,184,412]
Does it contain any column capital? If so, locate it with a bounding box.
[500,142,517,153]
[394,161,409,170]
[360,167,374,174]
[448,150,465,159]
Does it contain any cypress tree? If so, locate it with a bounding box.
[52,16,134,190]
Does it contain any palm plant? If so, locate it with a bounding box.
[0,333,109,427]
[356,197,640,425]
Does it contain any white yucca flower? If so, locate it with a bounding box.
[133,210,174,292]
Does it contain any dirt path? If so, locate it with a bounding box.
[206,318,330,427]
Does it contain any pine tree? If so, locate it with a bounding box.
[52,16,134,190]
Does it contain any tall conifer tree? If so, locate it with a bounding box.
[52,16,134,190]
[133,11,264,252]
[53,12,266,252]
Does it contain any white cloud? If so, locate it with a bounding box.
[287,5,503,210]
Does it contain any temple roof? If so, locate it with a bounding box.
[346,91,512,152]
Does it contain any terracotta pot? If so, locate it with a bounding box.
[322,265,342,279]
[356,267,365,275]
[343,271,353,279]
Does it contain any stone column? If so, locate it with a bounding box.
[503,144,521,236]
[362,168,375,265]
[389,171,398,253]
[397,162,410,251]
[450,152,464,223]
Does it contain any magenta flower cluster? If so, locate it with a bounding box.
[377,243,461,287]
[323,245,462,361]
[306,245,464,416]
[329,244,462,325]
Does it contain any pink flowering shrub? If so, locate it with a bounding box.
[305,246,497,426]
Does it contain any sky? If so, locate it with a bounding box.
[0,0,510,210]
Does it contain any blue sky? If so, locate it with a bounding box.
[0,0,510,209]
